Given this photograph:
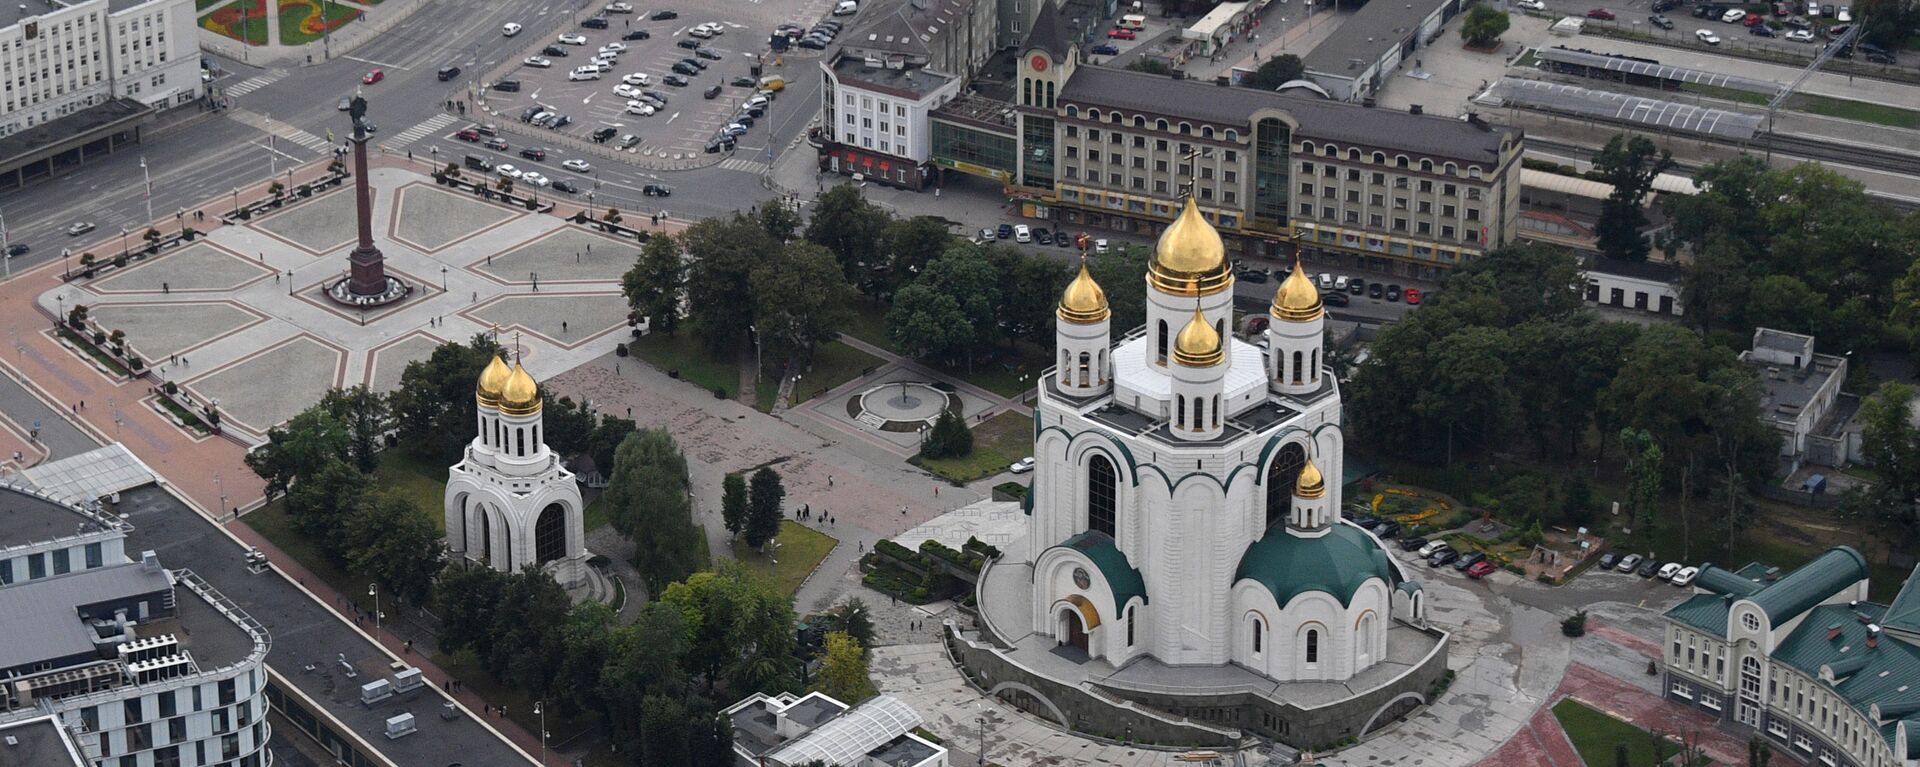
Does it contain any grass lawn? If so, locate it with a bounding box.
[155,396,212,435]
[910,411,1032,483]
[373,451,449,533]
[55,328,131,376]
[278,0,359,45]
[1797,94,1920,129]
[840,300,899,353]
[583,492,612,532]
[755,340,886,412]
[628,332,740,399]
[729,521,837,599]
[194,0,223,10]
[1552,698,1682,767]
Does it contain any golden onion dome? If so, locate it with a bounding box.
[499,363,542,416]
[475,354,512,408]
[1057,258,1110,324]
[1295,458,1326,499]
[1271,258,1324,322]
[1148,197,1233,297]
[1171,305,1224,367]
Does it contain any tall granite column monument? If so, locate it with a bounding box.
[328,95,411,306]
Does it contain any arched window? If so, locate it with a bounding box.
[1126,605,1136,646]
[1202,126,1215,138]
[1396,155,1409,169]
[1077,351,1092,387]
[1444,162,1457,176]
[1224,129,1238,141]
[1157,119,1170,132]
[1088,454,1118,537]
[1321,144,1336,157]
[1267,442,1307,529]
[534,503,566,564]
[1097,349,1107,382]
[1133,115,1145,128]
[1066,105,1079,118]
[1305,629,1320,664]
[1291,351,1303,384]
[1420,159,1434,173]
[1213,395,1221,428]
[516,428,526,456]
[1310,349,1319,382]
[1060,349,1072,383]
[1251,617,1265,654]
[1022,79,1032,106]
[1176,394,1186,428]
[1194,397,1206,431]
[1346,148,1360,161]
[1046,81,1055,108]
[1469,166,1483,179]
[1156,320,1169,364]
[1371,151,1385,164]
[1299,140,1315,154]
[1356,613,1376,666]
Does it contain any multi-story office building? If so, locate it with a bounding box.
[0,480,272,767]
[1663,547,1920,767]
[0,0,200,184]
[918,5,1525,277]
[817,0,993,191]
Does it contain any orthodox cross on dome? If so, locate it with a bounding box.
[1177,145,1208,201]
[513,331,523,363]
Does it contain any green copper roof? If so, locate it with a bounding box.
[1667,593,1734,635]
[1771,602,1920,728]
[1694,564,1765,597]
[1234,524,1397,608]
[1882,564,1920,635]
[1051,532,1147,616]
[1748,546,1869,622]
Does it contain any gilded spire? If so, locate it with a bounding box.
[1271,256,1324,322]
[1147,197,1233,296]
[499,362,541,416]
[1057,255,1110,324]
[1295,458,1326,499]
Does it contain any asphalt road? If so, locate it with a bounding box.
[0,0,811,274]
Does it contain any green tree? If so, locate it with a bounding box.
[922,408,974,459]
[804,185,892,292]
[601,602,692,755]
[684,214,778,354]
[812,632,875,703]
[689,710,737,767]
[342,489,445,606]
[246,408,352,507]
[1124,58,1173,75]
[586,414,637,479]
[540,394,598,458]
[1621,427,1664,547]
[1245,53,1306,89]
[991,247,1072,345]
[1744,275,1825,336]
[316,385,388,473]
[745,467,785,548]
[1507,317,1637,455]
[887,283,974,363]
[757,201,803,242]
[721,472,748,541]
[879,216,957,298]
[1086,242,1150,333]
[623,233,687,335]
[390,334,503,461]
[751,242,853,376]
[555,602,616,716]
[604,430,707,591]
[1857,383,1920,529]
[1592,134,1673,261]
[660,562,799,693]
[1460,5,1511,46]
[433,564,508,657]
[825,598,876,648]
[639,694,692,765]
[1413,325,1514,464]
[487,567,574,695]
[1703,365,1778,556]
[286,457,365,544]
[1614,741,1630,767]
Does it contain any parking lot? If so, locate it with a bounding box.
[479,2,827,160]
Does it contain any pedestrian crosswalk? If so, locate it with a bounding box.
[384,114,461,151]
[716,157,769,173]
[227,108,333,153]
[221,69,287,98]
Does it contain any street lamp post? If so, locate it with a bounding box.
[368,583,382,635]
[215,472,227,515]
[61,248,69,278]
[1,207,10,279]
[119,226,130,258]
[533,701,548,763]
[140,157,154,225]
[441,266,448,290]
[56,295,65,327]
[232,187,241,218]
[749,325,761,381]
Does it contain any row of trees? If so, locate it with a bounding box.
[886,242,1078,366]
[720,467,788,548]
[1347,245,1779,556]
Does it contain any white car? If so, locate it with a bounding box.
[502,22,523,36]
[700,22,724,35]
[1094,238,1110,254]
[605,1,633,11]
[1670,566,1701,587]
[1696,29,1722,44]
[568,68,603,81]
[1720,8,1744,22]
[622,72,651,86]
[614,84,644,98]
[689,23,719,38]
[557,32,588,44]
[1516,0,1544,8]
[1316,272,1333,289]
[1334,275,1350,290]
[522,172,550,187]
[562,159,593,173]
[600,42,628,53]
[1014,224,1032,243]
[497,164,522,179]
[587,60,615,73]
[1836,5,1850,20]
[1785,28,1815,41]
[1009,457,1036,474]
[625,100,655,115]
[1656,562,1683,580]
[745,94,770,109]
[523,55,552,67]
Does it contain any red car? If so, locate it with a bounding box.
[362,68,384,84]
[1466,560,1498,579]
[1585,7,1616,19]
[455,128,481,142]
[1404,287,1422,305]
[1743,12,1764,24]
[1107,27,1136,39]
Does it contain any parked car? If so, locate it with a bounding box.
[456,128,481,142]
[1586,7,1616,19]
[1349,278,1366,295]
[1637,558,1663,577]
[1721,7,1746,21]
[1836,4,1850,20]
[1241,270,1270,283]
[1035,228,1055,245]
[519,147,547,161]
[1750,23,1776,36]
[568,68,602,81]
[625,101,655,116]
[581,15,609,28]
[1786,28,1815,40]
[996,223,1013,239]
[1517,0,1545,8]
[650,9,677,19]
[1454,552,1487,571]
[1671,566,1701,586]
[1316,272,1334,289]
[1696,28,1723,43]
[797,36,828,49]
[1107,27,1137,39]
[1404,288,1422,305]
[542,45,570,57]
[1466,560,1498,579]
[672,61,700,75]
[1323,291,1351,307]
[1089,43,1120,55]
[1649,13,1675,28]
[1429,550,1461,568]
[524,55,553,67]
[605,1,633,11]
[1400,536,1429,552]
[1616,553,1644,572]
[696,47,723,60]
[1015,224,1032,243]
[437,65,461,81]
[1368,282,1384,299]
[618,133,642,148]
[503,22,523,35]
[678,38,702,49]
[552,180,580,194]
[977,227,996,242]
[497,163,522,179]
[1375,521,1402,539]
[1417,540,1450,558]
[1009,457,1036,473]
[1598,552,1621,570]
[704,136,734,153]
[832,0,859,14]
[522,172,550,187]
[562,159,593,173]
[664,74,690,86]
[483,137,509,151]
[1385,284,1402,302]
[623,29,652,40]
[1657,562,1683,580]
[362,68,384,84]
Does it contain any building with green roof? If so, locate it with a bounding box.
[1661,547,1920,767]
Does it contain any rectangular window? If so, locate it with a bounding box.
[1671,681,1693,699]
[84,542,101,568]
[1443,225,1456,239]
[1444,183,1457,196]
[1443,204,1457,218]
[1418,222,1432,235]
[1419,179,1434,192]
[0,558,11,584]
[1466,208,1481,222]
[158,691,176,718]
[1299,202,1313,215]
[168,717,185,743]
[52,548,69,574]
[1394,218,1407,231]
[1346,168,1360,181]
[28,552,44,579]
[1321,206,1334,219]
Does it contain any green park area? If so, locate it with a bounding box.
[912,410,1032,483]
[730,521,838,597]
[755,340,884,412]
[627,332,739,398]
[278,0,360,45]
[1551,699,1690,767]
[199,0,268,45]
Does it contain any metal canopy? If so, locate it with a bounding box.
[1537,47,1781,96]
[1490,78,1763,140]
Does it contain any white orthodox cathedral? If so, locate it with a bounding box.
[970,197,1438,736]
[442,355,589,586]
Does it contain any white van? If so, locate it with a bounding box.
[833,0,859,15]
[1118,13,1147,29]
